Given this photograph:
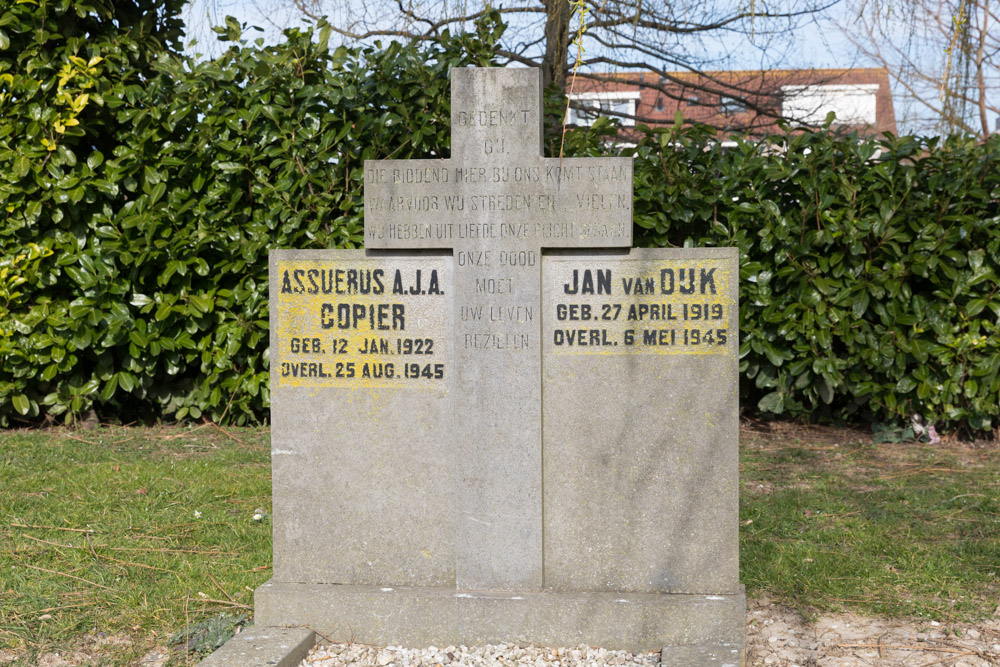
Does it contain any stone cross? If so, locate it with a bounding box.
[364,67,632,591]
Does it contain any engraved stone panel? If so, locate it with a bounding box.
[541,248,739,594]
[362,67,632,591]
[269,250,455,586]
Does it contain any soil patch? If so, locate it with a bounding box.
[747,593,1000,666]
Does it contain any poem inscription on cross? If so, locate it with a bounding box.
[363,67,632,591]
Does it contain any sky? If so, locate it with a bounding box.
[181,0,869,66]
[177,0,989,136]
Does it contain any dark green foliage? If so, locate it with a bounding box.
[0,0,185,424]
[0,4,501,425]
[628,123,1000,432]
[2,3,998,431]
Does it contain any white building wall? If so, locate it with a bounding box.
[781,84,879,125]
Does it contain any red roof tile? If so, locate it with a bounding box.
[569,68,896,136]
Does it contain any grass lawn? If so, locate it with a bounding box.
[1,423,998,665]
[741,423,1000,622]
[1,425,272,665]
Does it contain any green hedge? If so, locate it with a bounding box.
[0,4,500,425]
[629,124,1000,431]
[2,4,999,431]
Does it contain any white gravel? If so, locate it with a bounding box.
[299,595,1000,666]
[301,643,661,666]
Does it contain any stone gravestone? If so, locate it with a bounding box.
[257,67,744,665]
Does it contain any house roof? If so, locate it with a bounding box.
[569,68,897,136]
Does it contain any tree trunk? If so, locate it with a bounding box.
[542,0,571,93]
[975,0,990,137]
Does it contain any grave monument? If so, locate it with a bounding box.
[210,67,744,666]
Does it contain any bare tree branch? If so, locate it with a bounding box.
[837,0,998,135]
[585,0,843,35]
[249,0,888,133]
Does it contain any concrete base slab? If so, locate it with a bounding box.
[660,643,744,666]
[198,625,315,666]
[255,580,744,654]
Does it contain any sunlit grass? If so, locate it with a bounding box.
[1,424,998,665]
[740,425,1000,622]
[0,425,272,664]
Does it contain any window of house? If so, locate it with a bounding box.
[655,97,665,111]
[780,84,879,125]
[568,92,642,126]
[719,96,747,115]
